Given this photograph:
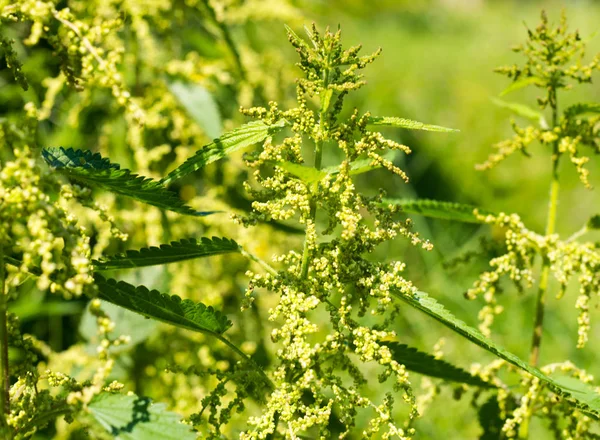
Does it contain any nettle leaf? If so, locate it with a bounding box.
[564,103,600,118]
[88,392,196,440]
[381,198,493,224]
[384,342,493,388]
[94,237,240,270]
[275,161,327,183]
[392,290,600,418]
[366,116,459,133]
[161,119,287,185]
[323,150,398,176]
[477,396,506,440]
[169,81,222,139]
[490,97,547,127]
[499,76,543,96]
[276,151,398,184]
[42,147,211,217]
[94,273,232,335]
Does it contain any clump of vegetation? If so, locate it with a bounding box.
[0,3,599,439]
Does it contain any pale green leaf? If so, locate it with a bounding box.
[161,119,287,185]
[276,151,398,184]
[381,198,493,224]
[499,76,544,96]
[79,301,158,347]
[367,116,459,133]
[94,274,232,335]
[384,342,493,388]
[275,162,327,183]
[42,147,212,217]
[392,290,600,418]
[88,392,196,440]
[490,97,547,126]
[94,237,240,270]
[169,81,222,139]
[323,151,398,176]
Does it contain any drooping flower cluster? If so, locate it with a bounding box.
[466,211,600,348]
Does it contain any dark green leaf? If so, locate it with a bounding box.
[367,116,459,133]
[587,215,600,230]
[42,147,211,216]
[161,119,287,185]
[392,290,600,418]
[384,342,493,388]
[88,392,196,440]
[564,103,600,118]
[94,274,232,335]
[381,198,493,224]
[94,237,240,270]
[477,396,505,440]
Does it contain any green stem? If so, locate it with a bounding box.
[200,0,246,81]
[240,248,277,276]
[299,60,331,279]
[214,334,274,390]
[529,95,560,369]
[0,247,9,425]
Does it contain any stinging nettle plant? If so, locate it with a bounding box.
[1,9,600,440]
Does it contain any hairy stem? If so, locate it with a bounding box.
[240,247,277,276]
[214,334,273,390]
[529,93,560,368]
[0,247,9,424]
[299,60,331,279]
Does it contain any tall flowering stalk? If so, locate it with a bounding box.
[237,25,437,437]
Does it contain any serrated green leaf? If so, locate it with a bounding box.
[88,392,196,440]
[381,198,494,224]
[42,147,212,217]
[366,116,459,133]
[161,119,287,185]
[551,376,600,409]
[276,151,399,185]
[564,103,600,118]
[490,97,547,126]
[477,396,505,440]
[169,81,222,139]
[94,273,232,335]
[94,237,240,270]
[499,76,543,96]
[384,342,493,388]
[392,290,600,418]
[323,151,398,176]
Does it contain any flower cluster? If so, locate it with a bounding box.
[467,211,600,348]
[0,146,93,299]
[236,26,433,438]
[478,11,600,187]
